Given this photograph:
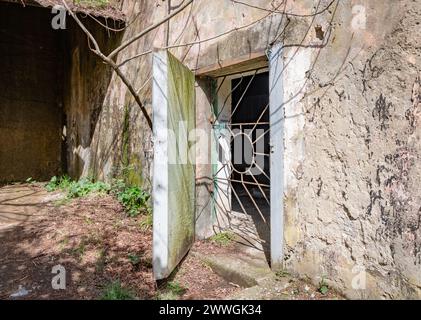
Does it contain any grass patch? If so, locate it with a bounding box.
[46,175,72,192]
[157,281,187,300]
[46,176,151,217]
[71,241,86,259]
[116,185,151,217]
[318,277,329,295]
[139,212,153,231]
[101,281,135,300]
[46,175,109,198]
[128,253,141,266]
[67,179,109,199]
[209,231,235,246]
[275,270,290,279]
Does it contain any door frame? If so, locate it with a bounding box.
[268,44,284,270]
[206,44,285,270]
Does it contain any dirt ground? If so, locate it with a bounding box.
[0,183,241,300]
[0,183,342,300]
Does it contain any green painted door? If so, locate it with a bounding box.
[152,50,196,280]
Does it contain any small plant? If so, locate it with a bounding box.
[128,253,141,266]
[110,178,126,194]
[139,212,153,231]
[318,277,329,295]
[117,186,150,217]
[209,231,235,246]
[275,270,290,279]
[157,281,187,300]
[101,281,135,300]
[46,176,110,199]
[71,241,86,259]
[67,178,110,199]
[166,281,187,296]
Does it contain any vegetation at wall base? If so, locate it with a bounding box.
[45,176,151,217]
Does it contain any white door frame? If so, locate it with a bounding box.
[268,44,284,270]
[210,45,285,270]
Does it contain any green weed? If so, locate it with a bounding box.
[128,253,141,266]
[275,270,290,279]
[46,175,71,192]
[209,231,235,246]
[101,281,135,300]
[117,186,150,217]
[67,179,110,198]
[139,212,153,231]
[318,277,329,295]
[157,281,187,300]
[46,176,109,199]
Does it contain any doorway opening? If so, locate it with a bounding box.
[212,69,271,262]
[0,1,123,184]
[0,2,65,183]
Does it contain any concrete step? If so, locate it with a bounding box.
[191,249,274,288]
[228,277,292,300]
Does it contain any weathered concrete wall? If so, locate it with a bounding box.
[64,18,122,179]
[87,0,284,189]
[0,3,64,182]
[282,0,421,299]
[82,0,420,298]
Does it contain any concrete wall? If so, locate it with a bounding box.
[0,2,121,183]
[0,3,63,182]
[77,0,420,298]
[64,18,122,179]
[282,0,421,299]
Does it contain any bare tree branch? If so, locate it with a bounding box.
[107,0,194,60]
[62,0,153,130]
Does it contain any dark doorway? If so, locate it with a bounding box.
[0,3,64,182]
[230,72,271,258]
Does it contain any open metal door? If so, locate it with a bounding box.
[268,44,284,270]
[152,50,196,280]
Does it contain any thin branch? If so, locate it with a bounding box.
[107,0,194,60]
[62,0,153,130]
[118,0,284,68]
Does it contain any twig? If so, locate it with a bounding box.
[107,0,194,60]
[62,0,153,130]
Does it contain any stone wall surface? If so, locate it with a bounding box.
[285,0,421,299]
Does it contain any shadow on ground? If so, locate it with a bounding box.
[0,184,155,300]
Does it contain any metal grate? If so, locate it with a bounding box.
[212,70,271,227]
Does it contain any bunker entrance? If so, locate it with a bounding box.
[213,70,271,259]
[0,2,123,184]
[0,2,65,183]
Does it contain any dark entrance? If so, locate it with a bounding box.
[230,72,271,257]
[0,3,64,182]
